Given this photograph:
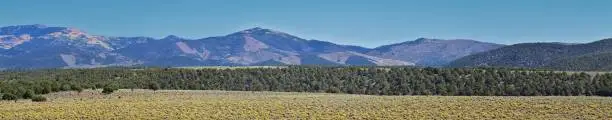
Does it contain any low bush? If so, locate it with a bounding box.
[2,93,18,101]
[102,85,118,94]
[31,95,47,102]
[595,87,612,97]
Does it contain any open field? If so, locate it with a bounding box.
[0,90,610,119]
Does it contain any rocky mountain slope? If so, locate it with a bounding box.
[366,38,504,66]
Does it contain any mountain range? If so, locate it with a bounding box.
[4,24,612,71]
[0,24,505,68]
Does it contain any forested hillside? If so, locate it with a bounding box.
[449,38,612,71]
[0,66,611,100]
[545,52,612,71]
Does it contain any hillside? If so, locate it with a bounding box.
[366,38,504,66]
[448,38,612,70]
[545,52,612,71]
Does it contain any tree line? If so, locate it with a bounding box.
[0,66,611,101]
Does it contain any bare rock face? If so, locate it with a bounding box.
[319,51,413,66]
[242,35,269,52]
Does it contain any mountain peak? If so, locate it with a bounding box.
[0,24,84,37]
[163,35,181,40]
[234,27,295,36]
[412,38,488,44]
[247,27,265,31]
[3,24,49,29]
[1,24,49,35]
[29,24,48,28]
[239,27,274,33]
[413,38,439,43]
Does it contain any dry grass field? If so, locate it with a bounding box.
[0,90,610,119]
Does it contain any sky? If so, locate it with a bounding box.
[1,0,611,48]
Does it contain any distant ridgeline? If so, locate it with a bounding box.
[0,66,611,100]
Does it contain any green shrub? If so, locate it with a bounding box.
[149,82,160,91]
[595,87,612,97]
[22,90,34,99]
[60,84,72,91]
[71,84,84,93]
[326,87,341,93]
[2,93,18,101]
[41,86,52,94]
[102,85,118,94]
[31,95,47,102]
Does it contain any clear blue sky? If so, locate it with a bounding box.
[1,0,611,47]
